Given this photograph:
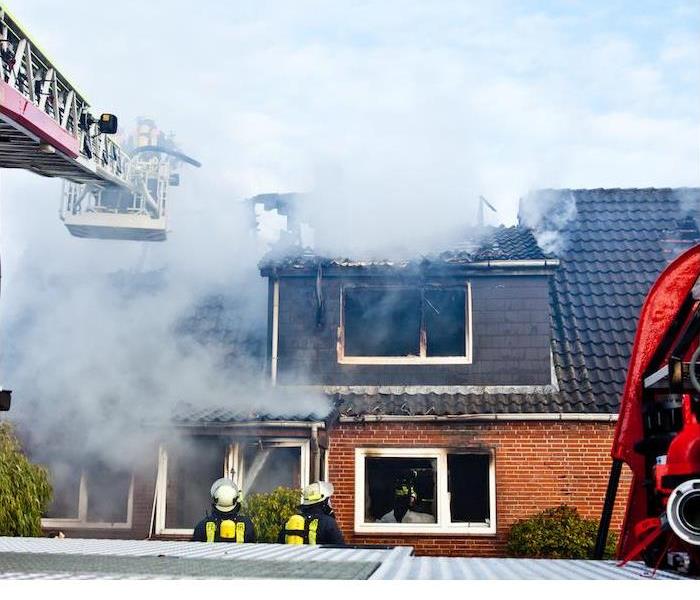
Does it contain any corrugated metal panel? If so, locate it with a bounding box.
[369,557,688,580]
[0,538,690,580]
[0,551,379,579]
[0,537,392,562]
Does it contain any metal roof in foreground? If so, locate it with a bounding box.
[0,537,689,580]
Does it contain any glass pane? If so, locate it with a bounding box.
[344,288,421,356]
[165,437,227,529]
[85,462,132,523]
[424,288,466,356]
[243,445,301,495]
[364,457,437,523]
[44,461,80,519]
[447,453,490,523]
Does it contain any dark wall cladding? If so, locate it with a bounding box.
[275,274,552,386]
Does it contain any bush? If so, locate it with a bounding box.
[0,422,52,536]
[506,505,616,559]
[243,487,301,543]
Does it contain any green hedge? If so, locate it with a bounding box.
[0,422,52,536]
[243,487,301,543]
[506,505,616,559]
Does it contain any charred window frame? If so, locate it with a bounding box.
[41,464,134,530]
[155,438,309,536]
[338,284,472,365]
[354,447,495,535]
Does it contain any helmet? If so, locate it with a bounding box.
[394,472,418,505]
[301,481,334,506]
[210,478,241,512]
[394,482,417,501]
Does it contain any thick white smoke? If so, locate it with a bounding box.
[0,169,330,469]
[0,1,698,473]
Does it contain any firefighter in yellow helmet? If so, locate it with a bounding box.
[278,481,345,545]
[192,478,255,543]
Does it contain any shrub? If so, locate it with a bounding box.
[506,505,617,559]
[0,421,52,536]
[243,486,301,543]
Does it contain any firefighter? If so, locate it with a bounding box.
[192,478,256,543]
[379,475,435,523]
[279,481,345,545]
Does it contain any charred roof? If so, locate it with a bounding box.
[260,225,553,276]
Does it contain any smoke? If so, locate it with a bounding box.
[674,188,700,231]
[0,1,697,487]
[0,169,330,474]
[519,190,578,256]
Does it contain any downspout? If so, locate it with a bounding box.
[311,423,320,481]
[271,279,279,386]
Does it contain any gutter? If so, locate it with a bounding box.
[271,279,280,386]
[466,258,559,268]
[339,413,617,423]
[173,420,328,430]
[260,258,560,277]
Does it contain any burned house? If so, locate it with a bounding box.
[256,188,699,555]
[36,188,700,557]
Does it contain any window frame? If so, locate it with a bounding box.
[354,447,496,535]
[41,470,135,530]
[338,283,473,365]
[155,438,310,536]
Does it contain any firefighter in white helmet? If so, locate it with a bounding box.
[192,478,256,543]
[278,481,345,545]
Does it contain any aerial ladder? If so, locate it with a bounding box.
[0,5,200,411]
[0,5,199,242]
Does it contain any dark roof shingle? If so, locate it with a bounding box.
[526,188,700,413]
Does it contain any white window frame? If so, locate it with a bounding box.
[338,283,473,365]
[155,439,310,536]
[354,447,496,535]
[41,470,134,530]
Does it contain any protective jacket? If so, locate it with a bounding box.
[192,506,256,543]
[278,503,345,545]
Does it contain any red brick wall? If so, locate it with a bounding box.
[328,420,631,556]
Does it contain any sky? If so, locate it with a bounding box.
[3,0,699,246]
[0,1,698,462]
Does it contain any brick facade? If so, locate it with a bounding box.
[328,419,631,556]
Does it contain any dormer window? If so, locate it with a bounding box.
[338,284,472,364]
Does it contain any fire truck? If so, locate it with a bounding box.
[595,244,700,575]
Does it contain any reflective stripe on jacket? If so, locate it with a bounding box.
[282,513,319,545]
[205,518,247,543]
[192,508,255,543]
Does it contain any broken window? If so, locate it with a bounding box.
[241,444,302,495]
[447,453,490,523]
[424,288,466,357]
[156,437,310,534]
[164,437,228,530]
[44,460,81,520]
[344,288,421,357]
[364,457,437,523]
[342,286,469,361]
[356,449,494,533]
[42,459,133,526]
[85,461,132,523]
